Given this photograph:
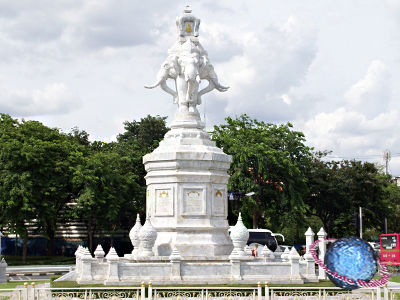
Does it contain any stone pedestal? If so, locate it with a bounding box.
[0,259,7,283]
[143,111,233,258]
[317,227,327,280]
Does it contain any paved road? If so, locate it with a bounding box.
[6,265,74,281]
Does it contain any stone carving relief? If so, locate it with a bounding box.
[212,187,226,216]
[155,188,174,216]
[182,188,205,215]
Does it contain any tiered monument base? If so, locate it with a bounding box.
[57,246,318,285]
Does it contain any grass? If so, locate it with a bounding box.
[0,281,49,289]
[4,256,75,266]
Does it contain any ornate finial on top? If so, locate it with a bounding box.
[176,5,200,39]
[184,4,192,13]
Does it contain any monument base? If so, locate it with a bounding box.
[57,255,318,285]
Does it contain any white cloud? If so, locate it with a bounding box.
[0,1,400,175]
[0,83,82,116]
[344,60,391,118]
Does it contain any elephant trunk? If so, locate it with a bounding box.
[144,77,165,89]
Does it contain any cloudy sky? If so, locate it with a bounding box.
[1,1,400,174]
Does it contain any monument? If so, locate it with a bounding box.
[143,4,232,258]
[56,6,318,285]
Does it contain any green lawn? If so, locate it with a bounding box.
[0,281,49,289]
[4,256,75,266]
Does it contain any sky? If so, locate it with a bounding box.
[1,1,400,174]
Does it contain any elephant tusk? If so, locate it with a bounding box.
[144,78,165,89]
[211,78,229,92]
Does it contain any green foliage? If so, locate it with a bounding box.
[304,151,389,238]
[117,115,169,151]
[212,115,312,229]
[382,182,400,234]
[70,141,141,252]
[0,114,80,258]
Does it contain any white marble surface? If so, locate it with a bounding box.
[145,5,229,114]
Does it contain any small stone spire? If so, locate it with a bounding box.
[106,247,119,261]
[138,215,157,257]
[230,213,250,257]
[94,245,105,262]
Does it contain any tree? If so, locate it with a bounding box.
[117,115,169,151]
[0,114,78,260]
[381,181,400,234]
[116,115,169,219]
[212,115,312,229]
[304,152,389,238]
[71,142,140,253]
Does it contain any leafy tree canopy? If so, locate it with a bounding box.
[212,114,312,229]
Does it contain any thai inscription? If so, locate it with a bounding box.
[155,188,173,216]
[212,188,225,216]
[183,188,205,215]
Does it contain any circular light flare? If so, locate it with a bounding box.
[309,238,390,289]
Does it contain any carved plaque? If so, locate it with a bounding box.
[183,188,205,215]
[155,188,173,216]
[212,188,225,216]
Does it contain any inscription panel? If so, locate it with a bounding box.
[212,187,226,217]
[155,188,174,216]
[182,187,205,215]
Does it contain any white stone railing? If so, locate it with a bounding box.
[19,282,391,300]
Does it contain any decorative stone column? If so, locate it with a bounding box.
[106,247,119,282]
[317,227,327,280]
[94,245,105,263]
[129,214,142,260]
[230,213,249,257]
[281,248,291,262]
[138,215,157,257]
[75,246,83,275]
[0,258,7,283]
[169,247,182,281]
[80,248,93,281]
[229,249,241,280]
[289,248,301,278]
[274,246,283,261]
[304,227,317,280]
[261,245,274,261]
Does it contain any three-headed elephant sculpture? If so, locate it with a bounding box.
[144,55,179,104]
[145,52,229,113]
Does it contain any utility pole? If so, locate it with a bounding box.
[383,149,391,175]
[359,207,362,239]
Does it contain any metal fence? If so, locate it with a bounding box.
[0,282,398,300]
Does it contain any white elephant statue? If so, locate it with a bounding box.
[144,55,179,104]
[145,39,229,113]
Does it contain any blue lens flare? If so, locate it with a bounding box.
[324,236,378,289]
